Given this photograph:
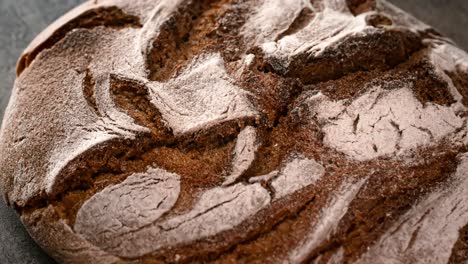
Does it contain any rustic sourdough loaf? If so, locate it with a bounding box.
[0,0,467,263]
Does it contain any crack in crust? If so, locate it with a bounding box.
[143,0,240,81]
[81,69,100,116]
[449,224,468,264]
[346,0,376,15]
[263,29,424,85]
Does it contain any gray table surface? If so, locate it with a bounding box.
[0,1,467,263]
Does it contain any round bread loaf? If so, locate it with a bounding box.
[0,0,467,263]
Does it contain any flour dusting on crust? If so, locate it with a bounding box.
[271,155,325,199]
[148,53,258,135]
[304,84,466,161]
[0,0,467,262]
[88,182,271,258]
[255,0,371,65]
[358,153,468,264]
[224,126,259,185]
[74,167,180,247]
[290,178,367,263]
[242,0,311,45]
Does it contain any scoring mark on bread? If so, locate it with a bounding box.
[298,48,456,106]
[289,177,367,263]
[448,223,468,264]
[73,154,328,259]
[75,168,271,258]
[345,0,376,15]
[358,153,468,264]
[141,0,240,81]
[81,69,100,116]
[109,74,172,139]
[249,1,425,86]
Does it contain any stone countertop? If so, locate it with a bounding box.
[0,1,467,263]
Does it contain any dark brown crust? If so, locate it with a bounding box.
[3,0,468,263]
[366,13,393,28]
[310,146,462,263]
[272,29,424,85]
[146,0,232,81]
[82,69,100,115]
[346,0,376,15]
[299,48,455,106]
[446,65,468,107]
[212,135,465,263]
[146,0,255,81]
[449,224,468,264]
[20,82,466,263]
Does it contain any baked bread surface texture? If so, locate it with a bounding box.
[0,0,467,263]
